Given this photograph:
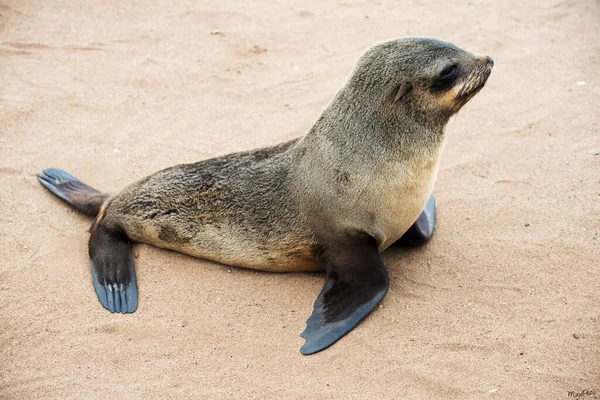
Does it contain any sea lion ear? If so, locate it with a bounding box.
[393,82,411,103]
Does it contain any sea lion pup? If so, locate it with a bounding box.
[38,38,493,355]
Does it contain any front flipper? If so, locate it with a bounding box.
[89,223,138,314]
[393,194,436,247]
[300,234,389,355]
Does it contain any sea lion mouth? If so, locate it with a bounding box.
[450,65,492,113]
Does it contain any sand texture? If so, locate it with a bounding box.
[1,0,599,398]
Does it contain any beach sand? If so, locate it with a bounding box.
[1,0,598,398]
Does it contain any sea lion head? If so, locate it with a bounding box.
[346,38,493,127]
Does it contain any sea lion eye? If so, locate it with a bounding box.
[440,64,457,79]
[430,64,459,93]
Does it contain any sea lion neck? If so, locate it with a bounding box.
[303,85,447,161]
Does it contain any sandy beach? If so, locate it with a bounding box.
[1,0,599,398]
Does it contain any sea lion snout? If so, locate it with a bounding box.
[480,55,494,75]
[442,53,493,113]
[480,57,494,81]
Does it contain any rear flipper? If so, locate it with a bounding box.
[89,223,138,314]
[38,168,107,217]
[300,233,389,355]
[393,194,436,247]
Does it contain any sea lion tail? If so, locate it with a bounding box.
[37,168,108,217]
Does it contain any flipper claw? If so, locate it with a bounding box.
[89,225,138,314]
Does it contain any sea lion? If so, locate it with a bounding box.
[38,37,493,355]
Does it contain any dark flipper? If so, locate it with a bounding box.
[89,223,138,314]
[300,233,389,355]
[38,168,107,217]
[393,194,436,247]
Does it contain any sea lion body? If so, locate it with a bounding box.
[101,132,444,272]
[100,139,319,272]
[38,37,493,354]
